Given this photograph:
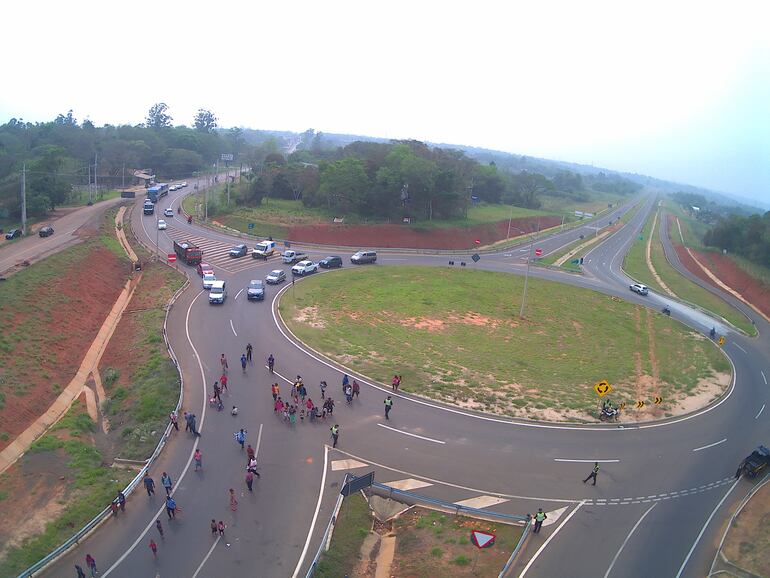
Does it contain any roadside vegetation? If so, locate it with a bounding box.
[314,493,373,577]
[282,267,729,422]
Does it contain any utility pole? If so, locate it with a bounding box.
[20,164,27,235]
[88,164,92,204]
[94,153,98,200]
[519,218,540,319]
[122,163,125,189]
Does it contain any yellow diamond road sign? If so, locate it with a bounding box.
[594,380,613,397]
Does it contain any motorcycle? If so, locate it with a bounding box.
[709,327,716,339]
[599,406,619,422]
[662,306,671,316]
[187,215,193,224]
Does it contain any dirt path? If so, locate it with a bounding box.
[647,211,675,296]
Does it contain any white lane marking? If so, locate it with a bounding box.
[519,501,585,577]
[330,459,368,471]
[675,477,740,578]
[192,535,222,578]
[755,404,765,420]
[762,370,768,385]
[103,291,209,576]
[291,444,329,578]
[255,423,263,458]
[229,319,238,337]
[541,506,568,527]
[235,288,244,300]
[734,343,747,353]
[270,283,739,433]
[692,438,727,452]
[454,495,509,509]
[376,423,445,444]
[332,447,577,504]
[603,503,657,578]
[386,478,433,491]
[554,458,620,463]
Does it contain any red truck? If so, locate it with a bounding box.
[173,240,203,265]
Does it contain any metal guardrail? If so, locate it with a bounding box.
[17,215,190,577]
[499,518,532,577]
[304,474,350,578]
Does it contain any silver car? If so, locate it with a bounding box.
[266,269,286,284]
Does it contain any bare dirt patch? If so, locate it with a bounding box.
[294,306,326,329]
[722,481,770,577]
[668,372,730,415]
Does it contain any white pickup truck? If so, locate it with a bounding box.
[282,249,308,264]
[252,240,277,259]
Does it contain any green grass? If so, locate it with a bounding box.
[281,267,729,419]
[539,190,625,214]
[314,493,372,577]
[62,188,123,208]
[0,403,133,576]
[663,199,710,250]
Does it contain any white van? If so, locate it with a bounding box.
[209,280,227,304]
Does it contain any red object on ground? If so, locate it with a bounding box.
[535,248,543,257]
[167,253,176,263]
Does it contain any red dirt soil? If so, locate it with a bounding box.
[669,218,770,319]
[0,246,127,451]
[288,216,563,250]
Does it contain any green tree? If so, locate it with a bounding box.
[317,157,369,213]
[146,103,172,129]
[193,109,218,133]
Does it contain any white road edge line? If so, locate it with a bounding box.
[692,438,727,452]
[603,503,656,578]
[377,423,446,444]
[103,290,209,576]
[229,319,238,337]
[291,444,329,578]
[519,501,586,577]
[191,535,222,578]
[762,370,768,385]
[755,404,765,420]
[554,459,620,463]
[675,477,740,578]
[235,288,244,300]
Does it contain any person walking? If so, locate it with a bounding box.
[165,495,177,519]
[319,380,327,399]
[246,443,255,464]
[213,382,222,403]
[246,470,254,492]
[194,448,203,471]
[211,519,218,535]
[229,488,238,511]
[220,374,228,393]
[117,491,126,512]
[234,429,247,450]
[143,473,156,496]
[533,508,547,533]
[75,564,87,578]
[246,343,253,364]
[241,354,247,373]
[248,457,260,477]
[342,374,350,393]
[583,462,600,485]
[391,375,399,391]
[85,554,97,577]
[384,396,393,420]
[330,424,340,448]
[267,354,275,373]
[218,520,226,536]
[161,472,173,496]
[169,411,179,431]
[220,353,228,373]
[184,411,191,432]
[149,539,158,557]
[271,383,280,402]
[352,380,360,399]
[189,414,201,437]
[155,519,164,539]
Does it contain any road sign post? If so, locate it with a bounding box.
[340,472,375,496]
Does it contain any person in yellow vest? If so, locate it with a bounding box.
[384,396,393,420]
[533,508,547,533]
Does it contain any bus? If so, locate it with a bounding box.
[146,183,170,203]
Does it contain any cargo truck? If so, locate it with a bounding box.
[173,240,203,265]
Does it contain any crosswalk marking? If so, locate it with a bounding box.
[330,459,369,471]
[165,228,280,273]
[454,495,509,509]
[385,478,433,491]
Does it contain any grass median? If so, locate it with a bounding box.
[281,266,729,422]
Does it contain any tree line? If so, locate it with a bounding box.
[703,211,770,268]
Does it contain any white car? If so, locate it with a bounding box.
[291,260,318,276]
[208,280,227,304]
[202,273,216,290]
[630,283,649,296]
[266,269,286,284]
[181,182,188,188]
[164,208,174,217]
[157,219,167,230]
[169,185,178,192]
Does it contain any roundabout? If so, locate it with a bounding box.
[41,187,769,578]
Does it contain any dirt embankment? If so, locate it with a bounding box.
[288,216,564,250]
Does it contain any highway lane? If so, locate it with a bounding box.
[42,190,769,578]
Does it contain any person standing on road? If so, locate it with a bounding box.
[169,410,179,431]
[194,448,203,471]
[319,380,327,399]
[165,495,177,519]
[211,519,218,535]
[218,520,226,536]
[220,373,228,393]
[75,564,87,578]
[155,519,164,539]
[246,470,254,492]
[161,472,173,495]
[189,413,201,437]
[533,508,547,533]
[384,396,393,420]
[241,354,247,373]
[234,429,247,450]
[117,491,126,512]
[220,353,228,373]
[85,554,97,577]
[213,382,222,403]
[583,462,600,485]
[352,380,360,399]
[246,343,253,364]
[267,354,275,373]
[149,539,158,557]
[229,488,238,511]
[299,383,307,403]
[143,473,156,496]
[246,443,255,464]
[342,374,350,393]
[184,411,191,432]
[330,424,340,448]
[272,382,280,401]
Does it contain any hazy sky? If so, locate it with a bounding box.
[2,1,768,205]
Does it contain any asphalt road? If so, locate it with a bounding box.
[42,190,769,578]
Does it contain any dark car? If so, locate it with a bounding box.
[229,244,248,258]
[5,229,22,240]
[351,250,377,264]
[38,226,54,238]
[319,255,343,269]
[247,280,265,301]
